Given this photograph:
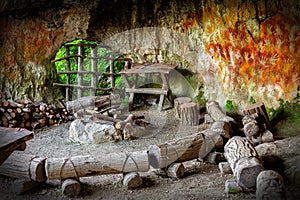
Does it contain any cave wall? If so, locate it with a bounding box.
[0,0,299,108]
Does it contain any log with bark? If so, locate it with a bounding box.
[0,153,47,182]
[45,151,150,180]
[123,172,143,189]
[242,103,270,128]
[148,129,223,169]
[224,136,263,191]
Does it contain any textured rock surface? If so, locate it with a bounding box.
[0,0,299,108]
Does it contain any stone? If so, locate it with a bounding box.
[69,119,115,144]
[224,179,242,194]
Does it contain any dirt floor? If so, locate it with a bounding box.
[0,103,298,200]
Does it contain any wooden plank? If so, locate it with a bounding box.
[91,47,98,95]
[125,88,168,95]
[53,83,113,91]
[0,127,33,165]
[120,64,175,74]
[77,45,84,98]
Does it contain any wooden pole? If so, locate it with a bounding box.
[65,45,70,101]
[45,151,149,180]
[110,55,115,90]
[90,46,98,96]
[77,45,84,98]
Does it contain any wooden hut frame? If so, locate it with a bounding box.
[52,43,131,101]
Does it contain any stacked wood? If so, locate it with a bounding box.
[256,170,286,200]
[224,136,263,191]
[242,113,274,146]
[45,151,150,180]
[0,97,73,130]
[0,153,47,182]
[242,103,270,128]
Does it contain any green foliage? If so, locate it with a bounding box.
[194,84,207,105]
[265,99,284,121]
[249,96,256,104]
[225,100,238,111]
[54,39,127,97]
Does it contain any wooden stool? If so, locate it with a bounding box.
[180,102,198,126]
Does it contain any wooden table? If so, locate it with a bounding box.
[120,63,175,111]
[0,127,33,165]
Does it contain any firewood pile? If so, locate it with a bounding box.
[69,94,150,142]
[0,94,73,130]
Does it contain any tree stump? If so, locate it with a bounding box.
[256,170,286,200]
[224,136,263,191]
[123,172,142,190]
[180,102,198,126]
[174,97,192,119]
[61,178,81,198]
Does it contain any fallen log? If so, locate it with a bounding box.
[148,129,223,169]
[224,136,263,191]
[210,121,231,139]
[45,151,149,180]
[256,170,286,200]
[66,94,120,113]
[0,153,47,182]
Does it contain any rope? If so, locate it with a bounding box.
[122,152,140,172]
[28,156,39,181]
[163,142,179,168]
[59,157,80,185]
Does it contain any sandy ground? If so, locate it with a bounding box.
[0,105,297,200]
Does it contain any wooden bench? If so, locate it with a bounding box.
[120,63,175,111]
[0,127,33,165]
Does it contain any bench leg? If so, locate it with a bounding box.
[128,93,135,111]
[158,94,165,111]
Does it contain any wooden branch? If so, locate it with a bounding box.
[45,151,149,180]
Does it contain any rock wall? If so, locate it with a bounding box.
[0,0,299,108]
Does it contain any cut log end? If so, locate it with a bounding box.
[123,172,142,190]
[166,163,185,179]
[61,179,81,198]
